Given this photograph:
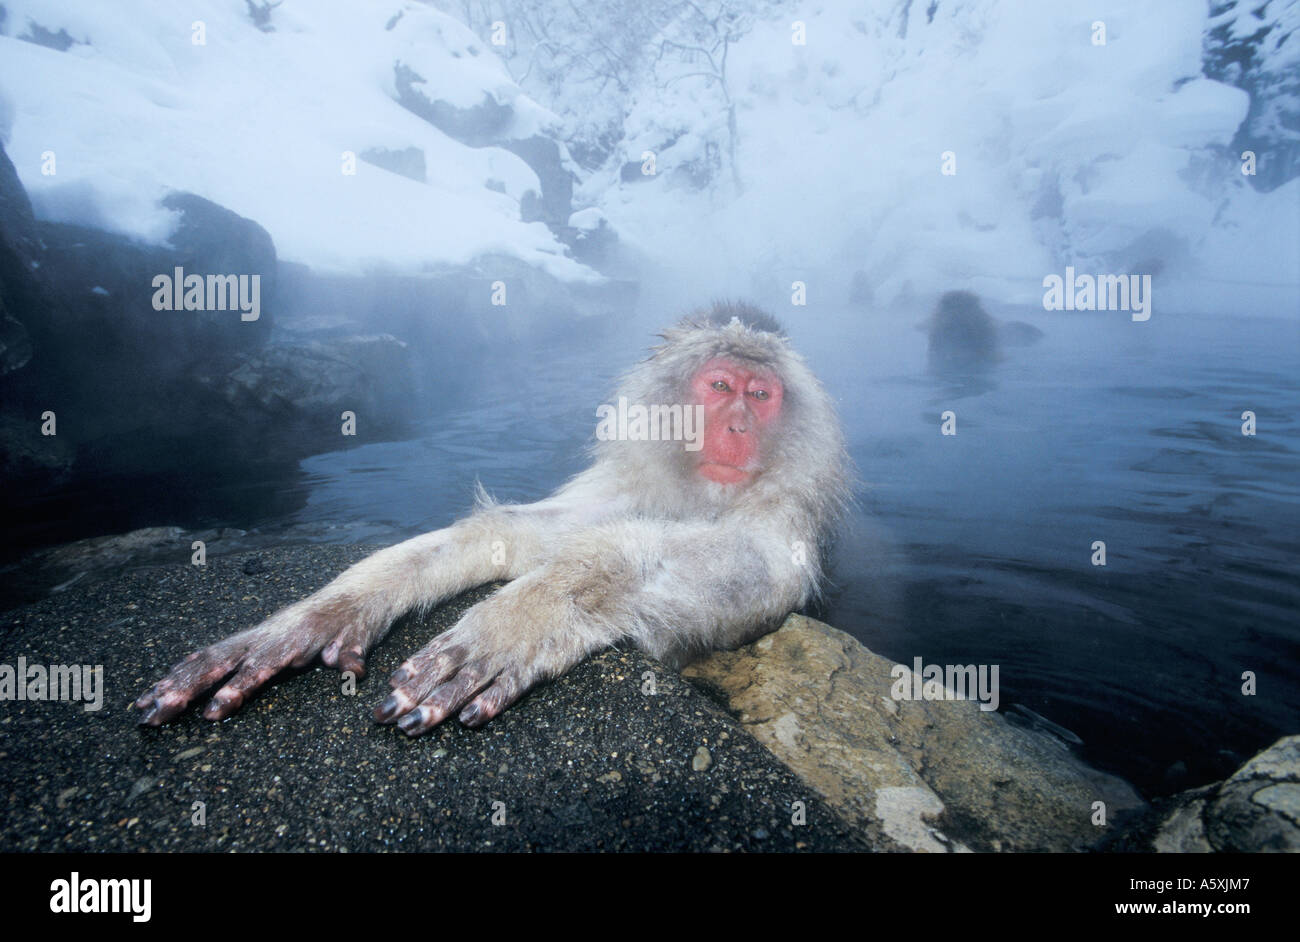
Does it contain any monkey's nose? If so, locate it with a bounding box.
[727,424,748,434]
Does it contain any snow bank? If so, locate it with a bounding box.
[0,0,594,280]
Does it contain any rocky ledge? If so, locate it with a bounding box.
[1,542,1294,852]
[0,545,866,852]
[1108,735,1300,853]
[685,615,1146,852]
[686,617,1298,853]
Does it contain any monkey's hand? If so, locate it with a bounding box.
[373,518,808,735]
[134,515,562,727]
[374,572,605,735]
[135,595,375,726]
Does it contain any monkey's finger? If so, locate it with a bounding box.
[385,663,493,734]
[135,651,245,725]
[381,661,488,728]
[383,641,466,696]
[199,653,294,721]
[138,651,235,702]
[336,650,366,677]
[320,632,368,676]
[458,675,524,728]
[136,686,212,726]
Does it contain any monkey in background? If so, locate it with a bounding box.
[927,289,1044,371]
[927,290,1000,370]
[136,303,849,734]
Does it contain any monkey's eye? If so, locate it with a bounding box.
[711,380,731,393]
[750,389,770,401]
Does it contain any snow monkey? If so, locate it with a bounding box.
[136,302,849,734]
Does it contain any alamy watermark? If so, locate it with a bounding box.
[50,872,151,922]
[890,657,1000,712]
[1042,267,1151,321]
[595,397,705,451]
[0,658,104,711]
[151,267,261,321]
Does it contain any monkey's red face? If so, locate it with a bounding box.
[690,357,784,485]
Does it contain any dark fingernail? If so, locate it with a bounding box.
[374,694,400,722]
[459,703,482,726]
[397,709,424,733]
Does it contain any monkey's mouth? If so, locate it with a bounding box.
[698,462,753,485]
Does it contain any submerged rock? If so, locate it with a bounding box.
[191,333,416,447]
[683,614,1145,852]
[1136,736,1300,853]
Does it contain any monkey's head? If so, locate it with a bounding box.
[689,350,783,485]
[602,301,848,532]
[927,290,1000,369]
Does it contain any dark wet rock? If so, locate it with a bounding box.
[0,140,39,259]
[0,179,287,500]
[683,614,1146,852]
[0,411,75,490]
[29,525,193,576]
[0,141,43,376]
[0,148,422,516]
[159,191,277,342]
[1,525,215,610]
[191,333,416,446]
[0,310,31,375]
[0,327,416,518]
[0,545,869,852]
[1118,736,1300,852]
[0,521,394,612]
[34,192,275,362]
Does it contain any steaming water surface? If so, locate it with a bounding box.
[267,309,1298,794]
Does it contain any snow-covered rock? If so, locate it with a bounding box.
[0,0,594,281]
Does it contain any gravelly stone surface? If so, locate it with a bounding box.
[0,545,869,852]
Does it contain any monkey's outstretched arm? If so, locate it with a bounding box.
[134,494,615,726]
[378,517,813,733]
